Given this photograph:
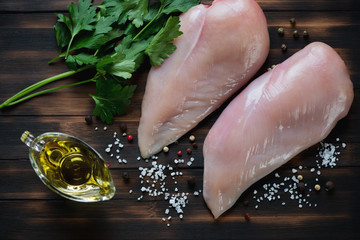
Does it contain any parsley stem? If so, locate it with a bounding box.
[48,55,62,64]
[5,79,95,107]
[0,65,91,108]
[132,4,165,42]
[65,35,75,59]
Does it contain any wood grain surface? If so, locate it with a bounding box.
[0,0,359,239]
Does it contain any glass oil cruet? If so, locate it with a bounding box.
[20,131,116,202]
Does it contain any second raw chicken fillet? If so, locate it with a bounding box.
[203,42,354,218]
[138,0,270,158]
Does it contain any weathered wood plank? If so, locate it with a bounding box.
[0,160,358,200]
[0,0,360,12]
[0,166,359,239]
[0,112,358,160]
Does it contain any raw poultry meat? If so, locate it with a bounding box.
[138,0,270,158]
[203,42,354,218]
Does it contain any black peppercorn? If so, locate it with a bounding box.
[187,176,196,188]
[119,122,127,133]
[85,115,93,124]
[303,30,309,39]
[297,182,305,192]
[290,18,296,25]
[122,171,130,182]
[277,27,284,36]
[325,181,334,191]
[192,142,198,149]
[293,30,299,38]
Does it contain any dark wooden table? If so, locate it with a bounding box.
[1,0,359,239]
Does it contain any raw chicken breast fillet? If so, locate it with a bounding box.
[203,42,354,218]
[138,0,269,158]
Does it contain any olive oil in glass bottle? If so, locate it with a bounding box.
[21,131,115,202]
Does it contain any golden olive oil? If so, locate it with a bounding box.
[21,131,115,202]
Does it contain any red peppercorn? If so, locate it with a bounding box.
[127,134,133,142]
[244,213,250,221]
[106,162,111,167]
[177,151,182,156]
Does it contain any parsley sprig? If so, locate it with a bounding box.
[0,0,199,124]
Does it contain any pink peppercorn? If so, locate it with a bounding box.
[127,135,133,142]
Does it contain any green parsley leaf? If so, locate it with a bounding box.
[94,16,115,35]
[90,78,136,124]
[123,0,148,28]
[68,0,97,35]
[65,53,98,70]
[61,0,97,58]
[56,13,73,34]
[53,22,71,52]
[108,58,136,79]
[145,16,182,66]
[115,36,149,67]
[71,33,110,50]
[163,0,200,14]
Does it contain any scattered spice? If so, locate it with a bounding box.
[120,122,127,133]
[192,142,198,148]
[122,171,130,182]
[290,18,296,25]
[85,115,93,124]
[177,150,182,157]
[250,139,345,210]
[127,134,133,142]
[277,27,284,36]
[293,30,299,38]
[163,146,169,153]
[303,30,309,39]
[297,182,306,192]
[189,135,195,142]
[243,200,249,206]
[325,181,334,191]
[318,142,340,167]
[187,176,196,188]
[281,43,287,52]
[244,213,251,221]
[186,148,192,155]
[106,162,111,167]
